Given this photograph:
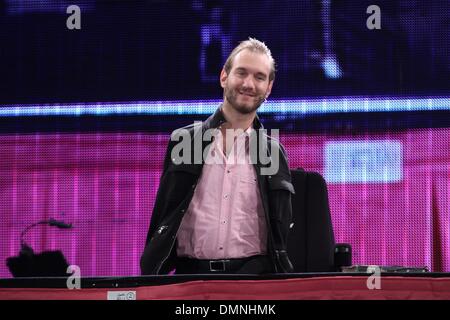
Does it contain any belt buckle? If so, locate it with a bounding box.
[209,260,227,272]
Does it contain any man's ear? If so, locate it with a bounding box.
[220,69,228,89]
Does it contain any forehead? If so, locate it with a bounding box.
[231,49,271,75]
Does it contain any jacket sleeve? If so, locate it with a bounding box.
[268,142,295,273]
[144,138,174,244]
[140,137,176,275]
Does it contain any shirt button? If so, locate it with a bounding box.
[227,170,231,174]
[222,220,226,224]
[223,194,229,199]
[219,247,223,250]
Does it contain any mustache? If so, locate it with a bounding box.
[237,88,256,96]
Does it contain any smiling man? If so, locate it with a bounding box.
[140,38,295,275]
[221,41,274,115]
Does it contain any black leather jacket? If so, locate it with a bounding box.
[140,107,295,274]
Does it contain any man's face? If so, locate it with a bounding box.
[220,49,274,114]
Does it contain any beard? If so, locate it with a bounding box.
[224,86,266,115]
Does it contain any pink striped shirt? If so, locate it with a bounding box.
[176,125,267,259]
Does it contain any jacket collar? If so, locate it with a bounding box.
[203,105,264,131]
[181,104,272,171]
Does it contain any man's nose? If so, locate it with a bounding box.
[242,76,255,90]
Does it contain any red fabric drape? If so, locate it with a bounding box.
[1,276,450,300]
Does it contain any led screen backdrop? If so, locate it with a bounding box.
[0,0,449,277]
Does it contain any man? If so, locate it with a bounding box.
[140,38,295,275]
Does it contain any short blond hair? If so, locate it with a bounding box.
[223,38,276,82]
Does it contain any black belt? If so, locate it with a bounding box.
[176,255,268,274]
